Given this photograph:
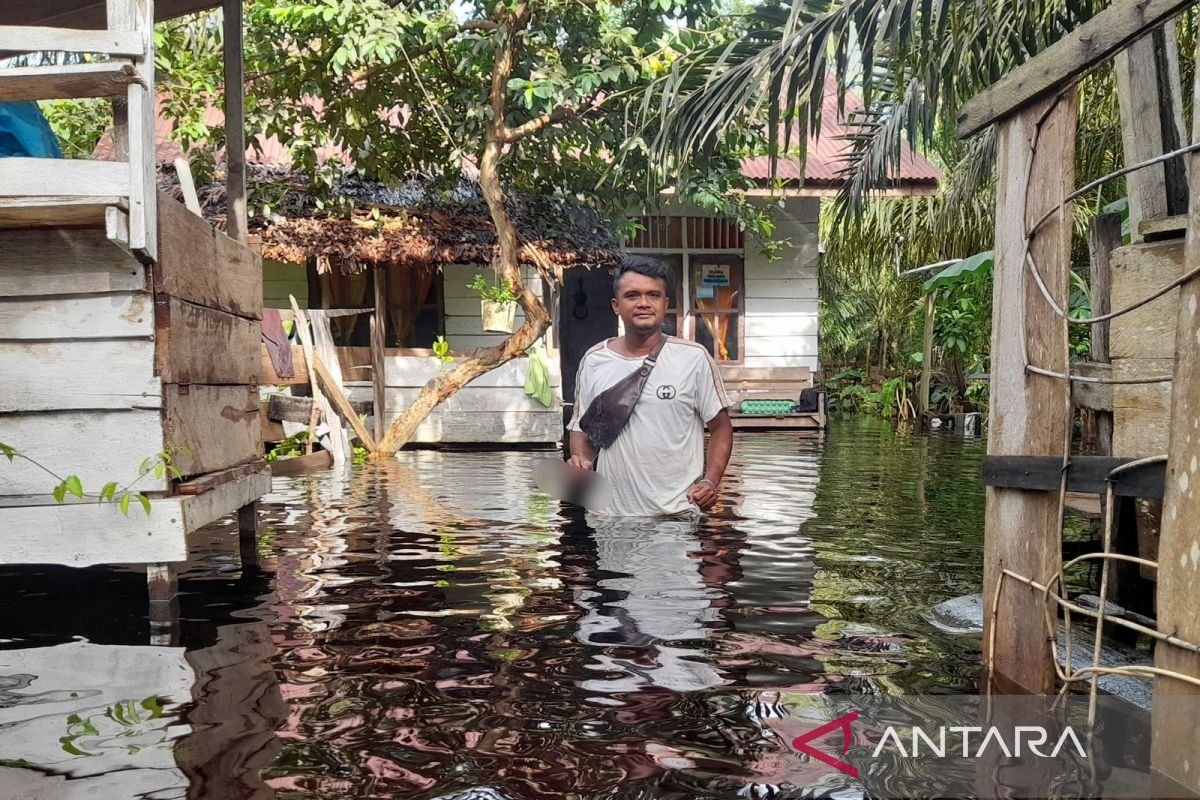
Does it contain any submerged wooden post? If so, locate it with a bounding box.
[918,292,936,415]
[1150,52,1200,793]
[147,562,179,646]
[237,500,259,568]
[982,91,1078,694]
[372,266,387,441]
[223,0,247,245]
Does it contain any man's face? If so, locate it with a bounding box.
[612,270,669,334]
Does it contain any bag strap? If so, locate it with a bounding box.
[636,333,669,378]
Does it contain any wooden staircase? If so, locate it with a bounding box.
[0,0,158,263]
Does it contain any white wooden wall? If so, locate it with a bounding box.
[441,263,544,352]
[346,354,563,444]
[0,229,168,496]
[742,196,820,371]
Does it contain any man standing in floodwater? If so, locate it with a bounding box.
[567,256,734,516]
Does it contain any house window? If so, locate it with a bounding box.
[690,255,743,363]
[385,264,443,348]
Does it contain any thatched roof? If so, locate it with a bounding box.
[163,163,621,272]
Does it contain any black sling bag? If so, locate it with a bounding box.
[578,335,669,450]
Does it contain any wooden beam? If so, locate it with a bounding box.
[918,292,936,414]
[0,62,139,102]
[269,450,333,477]
[982,455,1165,498]
[1140,213,1189,240]
[0,158,126,198]
[222,0,247,245]
[1150,41,1200,792]
[174,158,202,215]
[108,0,156,263]
[0,26,145,56]
[311,354,378,452]
[266,393,371,423]
[175,460,267,496]
[372,266,387,441]
[1087,214,1121,454]
[957,0,1192,138]
[179,466,271,532]
[982,91,1077,694]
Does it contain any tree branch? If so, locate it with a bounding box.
[499,93,611,142]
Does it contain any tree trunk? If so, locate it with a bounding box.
[376,5,549,456]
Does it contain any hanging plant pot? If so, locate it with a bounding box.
[481,299,517,333]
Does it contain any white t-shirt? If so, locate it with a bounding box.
[568,336,730,517]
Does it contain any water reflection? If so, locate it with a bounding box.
[0,419,986,798]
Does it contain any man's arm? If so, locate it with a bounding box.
[568,429,597,470]
[688,409,732,510]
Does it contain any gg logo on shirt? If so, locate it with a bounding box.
[656,385,677,400]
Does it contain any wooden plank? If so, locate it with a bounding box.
[179,466,271,532]
[1151,60,1200,788]
[1087,215,1120,455]
[0,228,144,296]
[0,157,127,197]
[744,277,819,297]
[1116,30,1175,237]
[728,414,822,431]
[983,92,1077,694]
[0,500,187,567]
[1140,213,1189,240]
[155,195,262,319]
[744,335,820,358]
[981,455,1165,498]
[0,62,138,102]
[382,353,555,388]
[0,26,145,56]
[374,408,564,444]
[0,292,151,340]
[1110,240,1184,359]
[0,339,160,412]
[155,296,261,384]
[744,298,819,315]
[719,366,811,382]
[919,292,936,414]
[0,196,123,229]
[175,460,267,496]
[222,0,247,245]
[261,343,309,386]
[261,400,286,442]
[312,355,377,451]
[270,450,333,477]
[0,410,167,496]
[1113,358,1175,457]
[957,0,1192,138]
[358,384,559,414]
[743,316,819,338]
[372,266,387,441]
[163,385,260,478]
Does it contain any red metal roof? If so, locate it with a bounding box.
[740,75,941,188]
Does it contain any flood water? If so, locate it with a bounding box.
[0,419,987,799]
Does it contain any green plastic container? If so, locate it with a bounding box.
[739,399,798,415]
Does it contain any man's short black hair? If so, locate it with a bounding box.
[612,255,670,296]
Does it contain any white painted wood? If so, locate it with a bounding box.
[180,467,271,532]
[369,386,560,413]
[0,410,167,496]
[0,339,160,412]
[374,407,564,444]
[0,499,187,566]
[0,158,127,198]
[0,641,191,797]
[744,311,820,338]
[0,292,152,340]
[105,205,130,251]
[0,26,145,56]
[0,229,144,296]
[742,355,821,370]
[382,353,560,388]
[174,157,202,215]
[744,335,820,358]
[745,298,820,316]
[744,277,819,298]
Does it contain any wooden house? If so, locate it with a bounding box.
[0,0,266,613]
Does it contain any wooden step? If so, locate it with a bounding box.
[0,158,128,200]
[0,62,139,102]
[0,27,145,57]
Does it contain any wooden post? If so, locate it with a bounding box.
[372,266,387,442]
[147,562,179,646]
[1150,49,1200,793]
[982,91,1078,694]
[918,292,936,415]
[107,0,156,262]
[223,0,247,245]
[1115,21,1189,240]
[1087,213,1121,456]
[237,500,259,569]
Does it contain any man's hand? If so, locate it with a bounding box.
[567,454,593,471]
[687,479,718,510]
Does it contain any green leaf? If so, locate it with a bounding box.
[119,493,131,516]
[137,494,152,516]
[64,475,83,499]
[923,250,994,292]
[100,481,118,502]
[0,442,15,462]
[53,482,67,504]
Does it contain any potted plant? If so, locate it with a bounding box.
[469,274,519,333]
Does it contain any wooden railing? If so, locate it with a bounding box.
[0,0,158,262]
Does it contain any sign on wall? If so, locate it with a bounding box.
[700,263,730,287]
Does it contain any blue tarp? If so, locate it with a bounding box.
[0,102,63,158]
